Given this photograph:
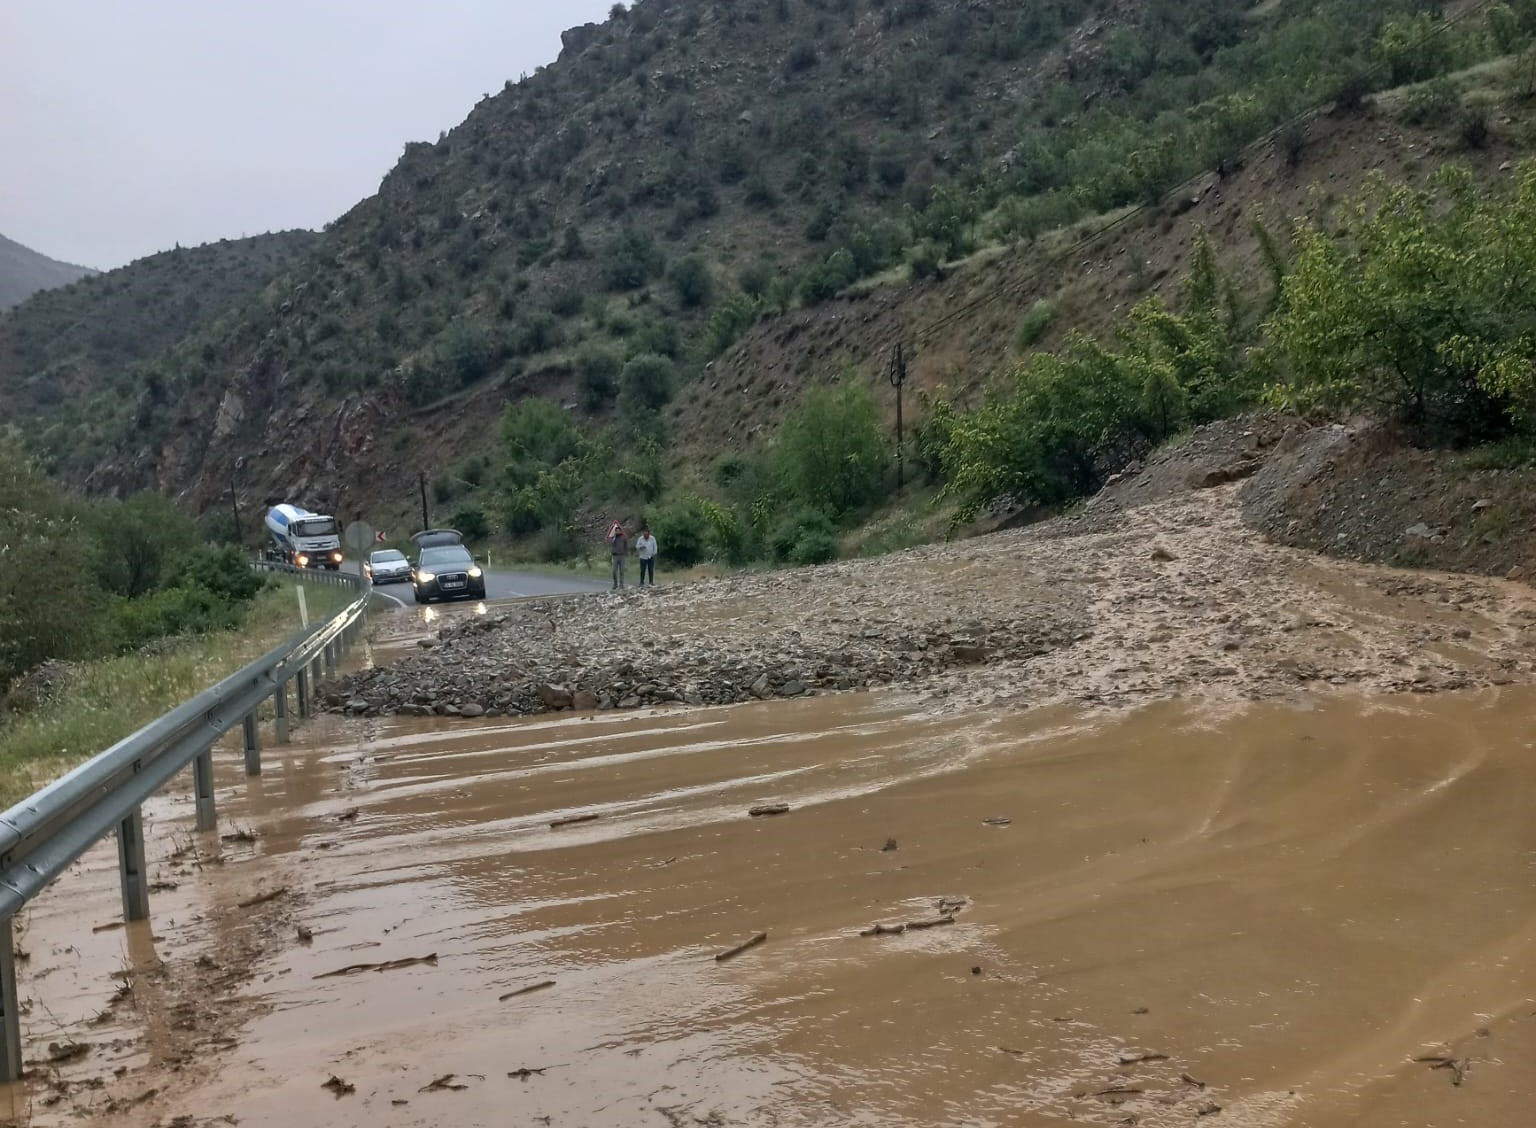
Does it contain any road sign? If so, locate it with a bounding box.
[375,530,387,543]
[344,521,375,561]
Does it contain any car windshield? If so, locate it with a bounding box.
[419,547,473,569]
[370,550,405,563]
[293,518,338,537]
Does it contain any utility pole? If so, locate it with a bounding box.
[229,474,243,546]
[418,470,431,530]
[888,341,907,490]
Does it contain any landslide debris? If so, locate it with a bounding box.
[325,415,1536,719]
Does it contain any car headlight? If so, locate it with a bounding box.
[468,566,483,579]
[416,571,435,582]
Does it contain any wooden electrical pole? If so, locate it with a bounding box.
[419,470,431,530]
[888,341,907,489]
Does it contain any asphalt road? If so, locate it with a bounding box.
[345,562,609,608]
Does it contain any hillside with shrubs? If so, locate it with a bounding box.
[5,0,1536,571]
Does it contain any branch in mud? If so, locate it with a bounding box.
[314,953,439,979]
[549,812,601,829]
[714,932,768,962]
[237,886,288,909]
[498,980,555,1001]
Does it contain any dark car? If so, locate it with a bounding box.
[410,528,464,550]
[363,548,410,584]
[411,544,486,604]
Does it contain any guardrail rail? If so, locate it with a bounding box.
[0,563,369,1080]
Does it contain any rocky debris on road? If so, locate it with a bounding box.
[321,412,1536,719]
[321,550,1086,719]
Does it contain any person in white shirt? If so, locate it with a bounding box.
[635,525,658,586]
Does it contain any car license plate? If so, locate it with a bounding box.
[443,580,465,589]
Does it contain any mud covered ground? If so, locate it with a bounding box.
[327,418,1536,720]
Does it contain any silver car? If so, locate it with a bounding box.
[364,548,411,584]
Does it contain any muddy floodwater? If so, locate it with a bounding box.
[6,688,1536,1127]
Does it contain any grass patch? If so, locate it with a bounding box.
[0,576,358,809]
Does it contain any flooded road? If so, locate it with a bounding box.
[6,688,1536,1127]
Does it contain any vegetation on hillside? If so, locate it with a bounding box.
[5,0,1536,575]
[0,446,269,692]
[8,0,1522,508]
[0,233,96,311]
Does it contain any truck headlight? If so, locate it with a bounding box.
[331,551,342,562]
[296,554,309,567]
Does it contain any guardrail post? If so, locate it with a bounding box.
[193,747,217,831]
[0,916,21,1082]
[323,641,336,678]
[242,713,261,776]
[296,667,310,718]
[116,807,150,922]
[273,681,290,744]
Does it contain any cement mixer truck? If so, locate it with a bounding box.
[264,504,344,570]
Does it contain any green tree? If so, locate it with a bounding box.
[773,382,891,518]
[502,398,584,488]
[1266,164,1536,437]
[618,353,676,413]
[669,254,714,309]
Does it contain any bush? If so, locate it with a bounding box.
[618,353,676,413]
[575,342,623,409]
[774,382,891,518]
[449,505,490,541]
[770,508,839,565]
[649,498,710,567]
[669,255,714,309]
[908,240,944,281]
[605,227,664,290]
[1016,300,1056,350]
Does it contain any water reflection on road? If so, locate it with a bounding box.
[9,688,1536,1127]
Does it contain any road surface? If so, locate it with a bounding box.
[344,561,608,608]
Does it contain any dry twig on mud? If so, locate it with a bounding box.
[508,1066,548,1080]
[748,803,791,816]
[904,915,956,931]
[419,1073,469,1092]
[322,1075,355,1096]
[549,813,600,829]
[237,887,288,909]
[859,922,906,937]
[714,932,768,962]
[498,980,555,1001]
[314,953,438,979]
[1414,1055,1468,1086]
[1117,1051,1169,1065]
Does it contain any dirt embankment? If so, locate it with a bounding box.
[328,417,1536,719]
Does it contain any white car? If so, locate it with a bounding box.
[364,548,411,584]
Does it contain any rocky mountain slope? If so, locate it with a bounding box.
[0,233,95,311]
[1,0,1452,526]
[0,232,318,438]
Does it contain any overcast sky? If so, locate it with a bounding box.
[1,0,617,270]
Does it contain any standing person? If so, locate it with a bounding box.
[636,524,658,586]
[606,521,629,590]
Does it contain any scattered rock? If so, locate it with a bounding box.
[1150,547,1175,562]
[457,702,485,718]
[537,684,574,710]
[572,689,599,711]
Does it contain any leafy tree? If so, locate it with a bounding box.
[1266,163,1536,438]
[773,382,891,518]
[669,254,714,309]
[618,353,676,414]
[575,342,623,410]
[502,398,584,488]
[605,227,664,290]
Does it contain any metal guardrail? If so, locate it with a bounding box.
[0,563,369,1080]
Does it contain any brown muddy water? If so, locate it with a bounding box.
[5,688,1536,1127]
